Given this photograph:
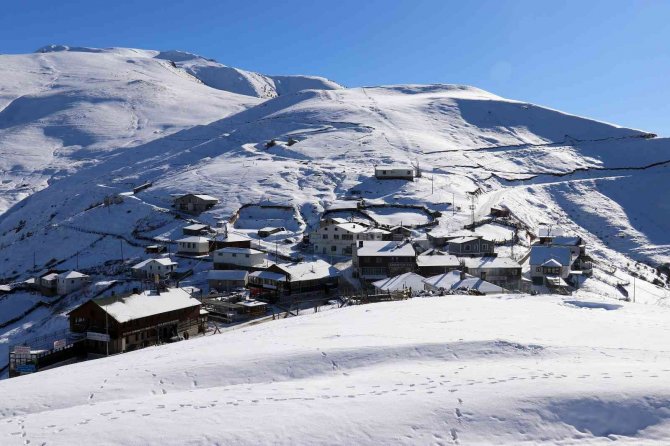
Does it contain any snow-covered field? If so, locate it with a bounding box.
[3,293,670,445]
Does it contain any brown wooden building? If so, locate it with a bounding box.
[68,288,206,355]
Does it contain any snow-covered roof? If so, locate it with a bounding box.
[220,233,251,243]
[41,273,59,281]
[183,223,210,231]
[373,272,426,292]
[423,271,505,294]
[132,258,178,269]
[530,246,572,266]
[274,260,340,281]
[207,270,248,281]
[375,165,414,171]
[416,253,460,267]
[177,236,211,243]
[448,236,483,244]
[249,270,286,282]
[238,300,267,308]
[94,288,201,323]
[213,247,264,255]
[357,241,416,257]
[542,259,562,267]
[335,222,368,233]
[191,194,218,202]
[462,257,521,269]
[59,270,89,280]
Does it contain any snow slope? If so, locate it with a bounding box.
[3,293,670,444]
[0,47,669,379]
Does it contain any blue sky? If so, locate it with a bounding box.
[3,0,670,134]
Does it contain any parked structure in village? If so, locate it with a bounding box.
[131,258,178,280]
[211,247,267,270]
[182,223,211,236]
[68,288,206,355]
[176,236,211,255]
[462,256,522,290]
[415,249,461,276]
[447,235,495,257]
[173,194,219,214]
[248,260,340,296]
[353,240,416,280]
[423,271,506,295]
[207,270,248,292]
[311,221,386,256]
[374,165,416,180]
[56,271,90,295]
[372,272,426,295]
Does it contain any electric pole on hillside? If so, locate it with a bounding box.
[468,193,477,227]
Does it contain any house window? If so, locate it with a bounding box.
[334,234,340,240]
[323,235,328,239]
[245,254,249,258]
[232,253,237,257]
[331,246,337,252]
[334,227,338,231]
[536,267,541,272]
[482,244,488,250]
[465,245,470,251]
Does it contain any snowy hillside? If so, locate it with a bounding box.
[0,46,669,385]
[3,294,670,444]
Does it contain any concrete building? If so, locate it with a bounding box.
[173,194,219,214]
[131,258,178,279]
[529,246,573,287]
[353,240,416,280]
[211,247,267,270]
[312,222,387,256]
[462,257,522,290]
[447,236,495,257]
[56,271,90,295]
[374,165,416,180]
[176,236,211,255]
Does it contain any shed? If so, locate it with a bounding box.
[174,194,219,214]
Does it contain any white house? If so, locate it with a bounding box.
[131,258,178,279]
[529,246,573,287]
[374,165,416,180]
[211,247,267,270]
[56,271,90,295]
[176,236,211,255]
[312,222,387,256]
[423,271,505,295]
[372,272,426,295]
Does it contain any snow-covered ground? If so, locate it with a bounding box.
[3,293,670,444]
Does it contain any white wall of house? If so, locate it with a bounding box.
[133,260,176,278]
[312,223,384,256]
[57,277,87,295]
[375,166,415,179]
[177,240,210,254]
[212,249,267,268]
[529,264,570,279]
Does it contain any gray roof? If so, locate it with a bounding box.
[529,246,572,266]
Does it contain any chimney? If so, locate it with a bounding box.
[460,270,466,281]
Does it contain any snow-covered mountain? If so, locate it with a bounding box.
[0,45,669,395]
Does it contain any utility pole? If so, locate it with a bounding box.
[431,175,434,194]
[105,310,109,357]
[633,276,636,303]
[120,240,124,263]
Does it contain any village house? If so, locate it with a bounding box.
[529,246,574,287]
[145,244,166,254]
[353,240,416,280]
[461,257,522,290]
[56,271,90,295]
[207,270,248,292]
[423,271,506,295]
[176,236,211,255]
[131,258,178,279]
[374,164,416,180]
[415,249,461,276]
[311,222,387,256]
[182,223,211,236]
[490,206,511,218]
[387,225,413,241]
[173,194,219,214]
[447,235,495,257]
[258,226,285,238]
[248,260,340,295]
[372,272,426,295]
[68,287,206,355]
[210,232,253,250]
[39,271,60,294]
[211,247,267,270]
